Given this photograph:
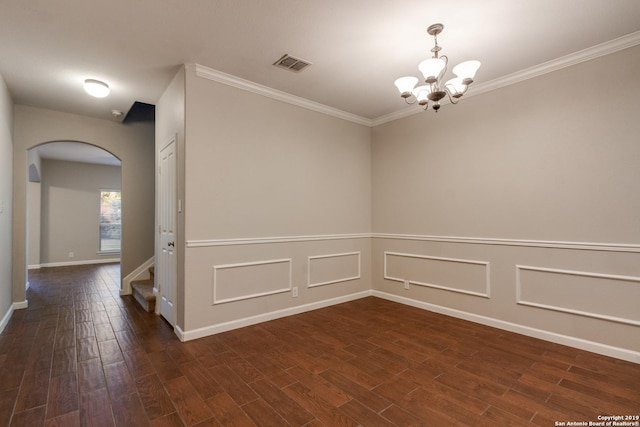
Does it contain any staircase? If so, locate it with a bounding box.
[131,266,156,312]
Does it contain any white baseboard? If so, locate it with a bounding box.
[176,290,373,342]
[39,258,120,268]
[170,285,639,363]
[121,256,155,296]
[373,291,640,364]
[13,300,28,310]
[0,304,13,335]
[174,324,186,341]
[153,287,160,315]
[0,300,29,335]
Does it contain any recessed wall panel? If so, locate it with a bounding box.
[517,265,640,326]
[213,259,292,304]
[308,252,361,287]
[384,252,490,297]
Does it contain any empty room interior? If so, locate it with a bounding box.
[0,1,639,425]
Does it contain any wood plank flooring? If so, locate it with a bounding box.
[0,263,638,426]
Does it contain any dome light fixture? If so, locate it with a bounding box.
[394,24,480,112]
[83,79,110,98]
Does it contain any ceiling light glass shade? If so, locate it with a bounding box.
[412,85,431,105]
[394,76,418,97]
[452,60,481,83]
[84,79,110,98]
[444,78,467,98]
[418,58,446,83]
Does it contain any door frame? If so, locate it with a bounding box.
[156,135,178,326]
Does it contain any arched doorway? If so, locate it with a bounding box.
[27,141,122,283]
[12,106,156,313]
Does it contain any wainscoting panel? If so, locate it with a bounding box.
[184,236,371,337]
[516,265,640,326]
[384,251,490,298]
[372,237,640,361]
[308,252,361,287]
[213,258,292,304]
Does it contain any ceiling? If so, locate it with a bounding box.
[1,0,640,125]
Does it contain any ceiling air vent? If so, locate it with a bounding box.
[273,54,312,72]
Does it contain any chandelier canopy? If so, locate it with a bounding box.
[394,23,480,112]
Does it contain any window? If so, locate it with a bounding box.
[99,190,121,252]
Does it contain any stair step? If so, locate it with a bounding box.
[131,279,155,313]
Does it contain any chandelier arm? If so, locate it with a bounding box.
[445,90,460,105]
[404,96,417,105]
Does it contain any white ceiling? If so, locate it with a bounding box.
[1,0,640,124]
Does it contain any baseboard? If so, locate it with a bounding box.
[153,287,160,315]
[121,256,154,296]
[373,291,640,364]
[0,304,13,335]
[176,290,373,342]
[39,258,120,268]
[174,324,186,341]
[0,300,29,335]
[171,286,639,363]
[13,300,28,310]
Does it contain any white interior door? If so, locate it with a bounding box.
[158,138,177,326]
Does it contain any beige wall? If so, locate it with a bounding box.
[184,71,371,238]
[373,46,640,243]
[27,181,41,267]
[39,159,121,265]
[179,65,372,335]
[371,45,640,357]
[155,48,640,361]
[0,73,13,326]
[12,106,155,302]
[27,149,42,268]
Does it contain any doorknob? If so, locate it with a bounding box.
[168,242,175,247]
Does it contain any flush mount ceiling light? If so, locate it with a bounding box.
[83,79,110,98]
[394,24,480,112]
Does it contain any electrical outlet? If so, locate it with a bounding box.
[69,252,74,258]
[292,287,298,297]
[403,280,410,290]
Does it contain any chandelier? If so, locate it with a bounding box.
[394,23,480,112]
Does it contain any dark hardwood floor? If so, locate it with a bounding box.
[0,264,638,426]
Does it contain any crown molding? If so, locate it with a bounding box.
[371,31,640,127]
[468,30,640,99]
[193,32,640,128]
[194,64,373,127]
